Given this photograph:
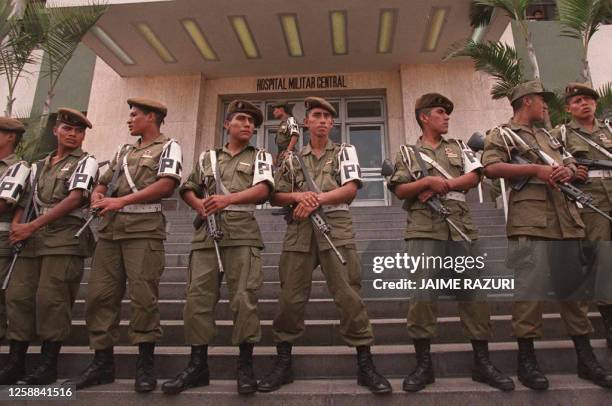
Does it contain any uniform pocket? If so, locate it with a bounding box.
[407,207,434,231]
[246,247,263,290]
[142,240,165,281]
[509,187,548,228]
[327,211,355,240]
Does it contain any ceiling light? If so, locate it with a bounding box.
[135,22,176,63]
[330,10,347,55]
[279,14,303,57]
[422,7,448,52]
[181,19,218,61]
[91,26,135,65]
[229,16,260,59]
[377,9,397,53]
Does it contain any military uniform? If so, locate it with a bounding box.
[0,153,21,341]
[0,108,97,386]
[179,144,272,345]
[387,93,513,393]
[85,133,181,349]
[480,81,612,391]
[259,97,391,395]
[551,82,612,345]
[275,118,299,157]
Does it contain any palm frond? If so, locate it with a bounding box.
[38,1,108,83]
[558,0,612,42]
[474,0,532,21]
[596,81,612,118]
[546,92,570,127]
[446,40,523,99]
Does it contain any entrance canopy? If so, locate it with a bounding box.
[56,0,508,78]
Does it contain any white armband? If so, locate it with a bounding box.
[456,140,483,174]
[0,162,31,204]
[253,149,274,187]
[338,144,362,186]
[69,155,98,192]
[287,116,300,137]
[159,139,183,179]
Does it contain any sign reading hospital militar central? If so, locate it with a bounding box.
[256,75,347,91]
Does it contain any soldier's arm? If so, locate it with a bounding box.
[204,182,270,215]
[93,177,177,216]
[447,171,480,191]
[9,190,85,243]
[318,180,358,205]
[0,200,9,214]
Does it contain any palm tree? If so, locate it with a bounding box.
[557,0,612,84]
[35,0,107,116]
[470,0,541,78]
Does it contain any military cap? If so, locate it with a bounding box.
[127,98,168,117]
[564,82,599,102]
[304,97,337,116]
[57,108,92,129]
[271,100,293,114]
[0,117,26,134]
[414,93,454,115]
[226,100,263,127]
[508,80,554,103]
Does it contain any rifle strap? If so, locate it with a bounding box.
[208,149,230,196]
[565,125,612,159]
[294,153,322,193]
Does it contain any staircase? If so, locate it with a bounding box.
[2,201,611,404]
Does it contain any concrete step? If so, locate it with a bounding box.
[70,298,604,321]
[61,313,606,347]
[6,340,609,380]
[49,376,612,406]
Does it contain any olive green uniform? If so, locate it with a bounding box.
[179,145,271,345]
[552,120,612,300]
[482,120,592,338]
[5,149,94,342]
[272,140,374,346]
[0,153,21,340]
[275,117,299,156]
[388,138,491,340]
[85,135,180,349]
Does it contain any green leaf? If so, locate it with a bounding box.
[558,0,612,42]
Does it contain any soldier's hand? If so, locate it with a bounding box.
[426,177,450,195]
[194,199,208,219]
[9,222,36,245]
[295,191,320,208]
[203,195,231,215]
[550,166,573,184]
[574,165,589,183]
[418,190,436,203]
[293,201,317,221]
[92,197,127,215]
[90,192,104,205]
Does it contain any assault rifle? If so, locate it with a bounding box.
[193,175,224,274]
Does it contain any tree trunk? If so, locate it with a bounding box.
[5,95,15,117]
[525,32,540,79]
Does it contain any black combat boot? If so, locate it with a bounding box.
[402,338,434,392]
[0,340,29,384]
[161,345,209,394]
[516,338,548,390]
[598,305,612,348]
[237,343,257,394]
[471,340,514,391]
[135,342,156,392]
[257,342,293,392]
[18,341,62,385]
[571,334,612,388]
[63,347,114,389]
[356,346,392,394]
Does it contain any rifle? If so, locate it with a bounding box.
[2,162,42,290]
[74,158,118,239]
[388,145,473,243]
[575,158,612,170]
[489,128,612,223]
[193,175,224,275]
[289,154,347,265]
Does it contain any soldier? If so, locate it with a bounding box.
[0,117,27,355]
[551,83,612,348]
[257,97,392,394]
[387,94,514,392]
[0,109,98,385]
[162,100,273,395]
[481,81,612,389]
[64,98,182,392]
[272,101,300,162]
